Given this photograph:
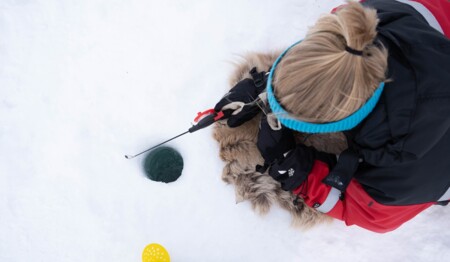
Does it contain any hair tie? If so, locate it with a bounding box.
[345,45,364,56]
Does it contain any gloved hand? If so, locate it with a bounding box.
[267,144,337,191]
[256,114,296,165]
[257,114,337,191]
[214,67,267,128]
[268,145,316,191]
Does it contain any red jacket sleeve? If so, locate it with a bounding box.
[410,0,450,37]
[293,160,434,233]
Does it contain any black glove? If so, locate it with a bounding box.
[214,67,267,128]
[256,113,337,191]
[268,144,337,191]
[256,114,296,165]
[268,145,316,191]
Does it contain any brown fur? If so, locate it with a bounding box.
[213,52,349,229]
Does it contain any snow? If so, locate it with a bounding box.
[1,0,449,261]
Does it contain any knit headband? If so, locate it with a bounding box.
[266,40,385,133]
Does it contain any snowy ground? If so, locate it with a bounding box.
[1,0,449,261]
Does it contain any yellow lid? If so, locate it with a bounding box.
[142,243,170,262]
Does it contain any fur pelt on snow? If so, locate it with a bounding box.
[213,52,349,229]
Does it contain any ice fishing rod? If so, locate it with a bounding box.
[124,109,225,159]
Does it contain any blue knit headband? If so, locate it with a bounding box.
[266,40,385,133]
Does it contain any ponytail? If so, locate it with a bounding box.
[273,1,388,123]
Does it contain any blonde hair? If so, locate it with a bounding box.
[273,1,388,123]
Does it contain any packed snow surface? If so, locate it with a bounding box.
[1,0,449,261]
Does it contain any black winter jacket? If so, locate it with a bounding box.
[337,0,450,205]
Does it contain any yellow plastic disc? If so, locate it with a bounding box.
[142,243,170,262]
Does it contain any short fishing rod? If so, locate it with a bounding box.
[125,109,225,159]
